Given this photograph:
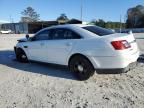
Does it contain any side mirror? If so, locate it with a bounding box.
[26,34,29,40]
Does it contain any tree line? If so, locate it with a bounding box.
[20,7,69,23]
[89,5,144,28]
[126,5,144,28]
[90,19,125,29]
[20,5,144,28]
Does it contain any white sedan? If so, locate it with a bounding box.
[0,29,12,34]
[14,24,140,80]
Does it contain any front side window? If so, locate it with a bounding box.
[32,30,49,41]
[82,26,115,36]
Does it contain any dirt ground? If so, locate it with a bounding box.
[0,34,144,108]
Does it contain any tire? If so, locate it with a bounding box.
[69,55,95,81]
[16,49,28,63]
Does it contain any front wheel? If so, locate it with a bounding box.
[16,49,28,63]
[69,55,95,81]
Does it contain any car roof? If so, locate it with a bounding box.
[36,24,98,39]
[49,24,91,28]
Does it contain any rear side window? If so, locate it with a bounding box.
[50,28,81,40]
[63,29,81,39]
[82,26,115,36]
[52,29,65,39]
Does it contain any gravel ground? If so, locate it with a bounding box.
[0,34,144,108]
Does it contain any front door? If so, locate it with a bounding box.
[27,29,50,62]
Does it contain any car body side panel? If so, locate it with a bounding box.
[15,25,140,70]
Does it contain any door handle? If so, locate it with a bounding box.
[66,42,72,46]
[24,46,28,48]
[40,43,44,46]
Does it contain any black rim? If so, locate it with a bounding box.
[21,54,26,60]
[73,61,88,75]
[18,51,27,61]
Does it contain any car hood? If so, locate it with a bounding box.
[17,38,27,42]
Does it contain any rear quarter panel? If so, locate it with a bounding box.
[68,38,115,60]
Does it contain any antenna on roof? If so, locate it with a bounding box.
[120,14,122,33]
[80,0,83,22]
[9,15,14,23]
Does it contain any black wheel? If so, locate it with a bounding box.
[69,55,95,81]
[16,49,28,63]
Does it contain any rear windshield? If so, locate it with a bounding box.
[82,26,115,36]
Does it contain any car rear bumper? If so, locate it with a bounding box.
[88,51,140,69]
[96,62,137,74]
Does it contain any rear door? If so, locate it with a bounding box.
[106,33,139,55]
[45,28,82,65]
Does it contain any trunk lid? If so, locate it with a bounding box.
[106,33,139,55]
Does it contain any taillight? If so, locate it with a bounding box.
[111,40,131,50]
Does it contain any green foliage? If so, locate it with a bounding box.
[139,15,144,27]
[126,5,144,28]
[95,19,106,28]
[90,19,125,29]
[57,13,69,21]
[21,7,40,22]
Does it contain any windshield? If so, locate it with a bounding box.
[82,26,115,36]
